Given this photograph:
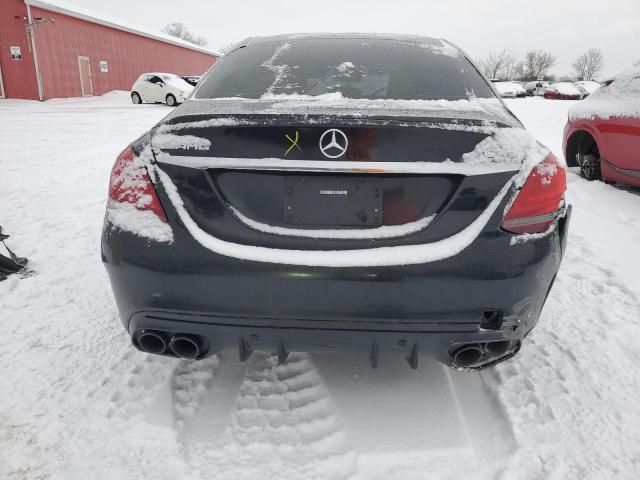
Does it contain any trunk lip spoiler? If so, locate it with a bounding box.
[154,153,521,176]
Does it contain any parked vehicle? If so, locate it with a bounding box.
[524,80,549,96]
[564,67,640,185]
[573,80,601,99]
[181,75,202,87]
[103,34,570,371]
[130,73,194,106]
[544,82,582,100]
[493,81,526,98]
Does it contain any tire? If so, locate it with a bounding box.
[166,94,177,107]
[131,92,142,104]
[577,152,601,181]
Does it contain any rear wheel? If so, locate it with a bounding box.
[131,92,142,104]
[166,94,177,107]
[576,152,601,181]
[567,131,602,181]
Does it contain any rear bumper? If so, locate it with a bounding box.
[102,204,571,369]
[129,311,524,370]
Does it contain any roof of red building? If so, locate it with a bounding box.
[24,0,219,57]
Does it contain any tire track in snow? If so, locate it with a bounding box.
[172,352,357,480]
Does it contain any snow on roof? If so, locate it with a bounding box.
[570,66,640,120]
[24,0,219,57]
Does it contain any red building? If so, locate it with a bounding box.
[0,0,218,100]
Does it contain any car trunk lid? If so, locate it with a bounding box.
[149,112,523,252]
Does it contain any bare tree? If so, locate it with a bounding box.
[521,50,557,80]
[479,50,512,79]
[573,48,604,81]
[162,22,208,47]
[511,62,527,81]
[502,52,518,80]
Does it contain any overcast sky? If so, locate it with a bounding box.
[81,0,639,78]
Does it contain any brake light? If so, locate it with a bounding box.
[108,146,167,222]
[502,154,566,234]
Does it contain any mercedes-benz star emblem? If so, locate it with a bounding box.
[319,129,348,159]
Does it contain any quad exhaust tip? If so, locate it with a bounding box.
[451,341,515,368]
[137,330,167,355]
[485,340,512,356]
[169,335,201,359]
[135,330,206,359]
[452,344,484,367]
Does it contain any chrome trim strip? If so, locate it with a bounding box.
[154,153,520,176]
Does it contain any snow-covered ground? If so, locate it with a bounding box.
[1,93,639,479]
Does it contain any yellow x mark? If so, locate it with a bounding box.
[284,131,302,157]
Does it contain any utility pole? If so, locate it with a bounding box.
[24,5,54,101]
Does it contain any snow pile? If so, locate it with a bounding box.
[152,133,211,150]
[155,117,242,134]
[336,61,355,73]
[461,127,550,185]
[105,203,173,243]
[105,146,173,243]
[258,92,505,114]
[420,40,460,58]
[574,81,601,95]
[570,67,640,120]
[185,95,515,124]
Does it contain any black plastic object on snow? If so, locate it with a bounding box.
[0,226,28,281]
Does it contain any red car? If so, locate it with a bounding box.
[564,68,640,185]
[544,82,582,100]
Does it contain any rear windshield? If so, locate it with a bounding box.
[195,37,495,101]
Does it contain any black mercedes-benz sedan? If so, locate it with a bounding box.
[102,34,571,370]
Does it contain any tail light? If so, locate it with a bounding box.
[108,145,167,222]
[502,153,566,234]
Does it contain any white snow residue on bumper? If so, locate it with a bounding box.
[105,201,173,243]
[229,205,435,240]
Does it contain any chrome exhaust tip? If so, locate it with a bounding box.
[452,344,484,367]
[485,340,512,356]
[169,335,201,359]
[136,330,167,354]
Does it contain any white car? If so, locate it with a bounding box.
[524,80,549,96]
[493,81,526,98]
[130,73,194,106]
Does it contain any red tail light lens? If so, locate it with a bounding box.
[108,146,167,222]
[502,154,566,234]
